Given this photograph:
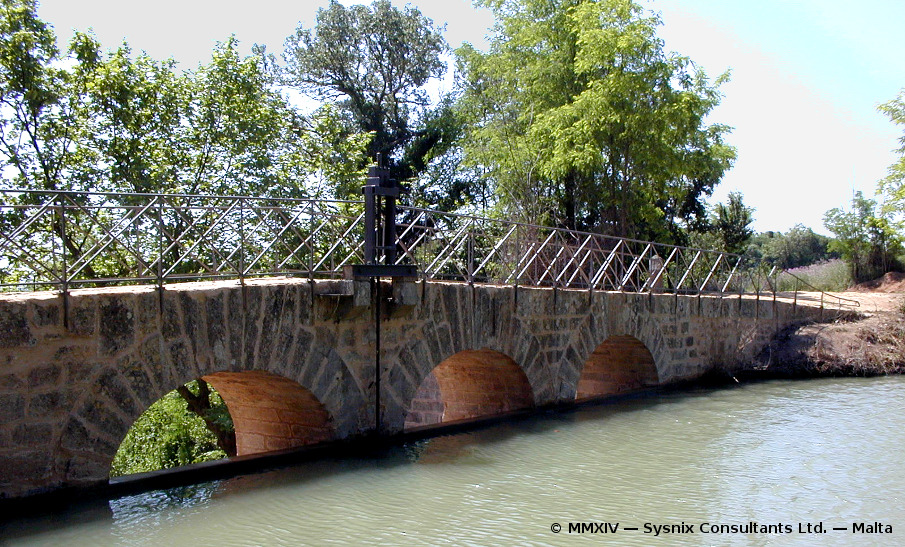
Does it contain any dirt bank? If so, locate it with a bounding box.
[747,278,905,378]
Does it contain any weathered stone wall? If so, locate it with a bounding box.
[0,278,822,499]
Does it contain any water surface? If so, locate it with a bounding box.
[3,377,903,546]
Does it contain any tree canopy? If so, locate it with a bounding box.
[0,0,369,197]
[455,0,736,240]
[111,380,234,477]
[283,0,453,193]
[824,191,902,283]
[746,224,836,270]
[878,88,905,214]
[713,191,754,254]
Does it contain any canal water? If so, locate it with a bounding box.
[2,376,903,546]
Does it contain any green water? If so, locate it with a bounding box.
[2,377,903,546]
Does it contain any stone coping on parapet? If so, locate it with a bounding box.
[0,276,322,302]
[0,276,854,312]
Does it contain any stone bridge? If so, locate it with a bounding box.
[0,277,824,499]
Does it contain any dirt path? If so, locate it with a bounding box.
[750,286,905,377]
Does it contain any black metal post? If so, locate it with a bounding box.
[374,277,381,433]
[350,155,417,436]
[59,195,70,330]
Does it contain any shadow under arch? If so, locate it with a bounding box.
[404,349,534,430]
[202,370,335,456]
[576,335,659,401]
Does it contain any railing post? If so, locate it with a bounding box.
[513,225,521,288]
[467,220,474,285]
[58,193,70,329]
[156,198,164,289]
[307,201,314,281]
[793,277,799,316]
[239,197,246,286]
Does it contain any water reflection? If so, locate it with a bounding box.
[2,377,903,546]
[109,483,224,539]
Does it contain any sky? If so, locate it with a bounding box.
[36,0,905,235]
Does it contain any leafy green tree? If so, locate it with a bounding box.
[746,224,835,269]
[0,3,370,285]
[455,0,735,239]
[179,37,357,198]
[824,191,903,283]
[878,88,905,213]
[282,0,450,194]
[0,0,75,190]
[713,191,753,254]
[1,1,368,198]
[67,33,185,194]
[111,380,234,477]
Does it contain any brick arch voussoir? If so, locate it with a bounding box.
[558,315,600,401]
[393,312,537,430]
[202,370,335,456]
[58,353,182,485]
[569,309,669,398]
[281,335,366,440]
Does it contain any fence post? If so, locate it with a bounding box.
[467,219,474,285]
[58,194,70,330]
[239,197,246,287]
[307,201,314,282]
[820,290,824,322]
[156,198,164,289]
[793,278,799,317]
[154,197,166,314]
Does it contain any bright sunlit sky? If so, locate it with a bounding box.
[37,0,905,234]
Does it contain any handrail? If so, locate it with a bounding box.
[774,269,861,310]
[0,189,859,312]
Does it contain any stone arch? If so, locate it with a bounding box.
[202,370,334,455]
[403,349,534,430]
[557,300,670,401]
[105,369,335,477]
[575,335,659,401]
[56,281,364,485]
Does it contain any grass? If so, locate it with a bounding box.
[776,259,852,292]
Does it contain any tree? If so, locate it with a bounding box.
[177,378,236,458]
[178,37,364,199]
[1,0,368,198]
[111,380,234,477]
[67,33,185,194]
[455,0,735,239]
[283,0,449,193]
[713,191,753,254]
[0,0,75,191]
[0,5,370,284]
[878,88,905,213]
[746,224,835,269]
[824,192,903,283]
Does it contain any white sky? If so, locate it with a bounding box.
[37,0,905,235]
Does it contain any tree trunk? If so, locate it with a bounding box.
[177,379,237,457]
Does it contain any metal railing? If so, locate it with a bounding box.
[0,189,859,310]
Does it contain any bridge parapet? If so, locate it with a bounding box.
[0,189,859,314]
[0,276,827,499]
[0,189,852,499]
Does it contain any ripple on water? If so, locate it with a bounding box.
[3,376,904,546]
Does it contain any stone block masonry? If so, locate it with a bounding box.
[0,278,824,499]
